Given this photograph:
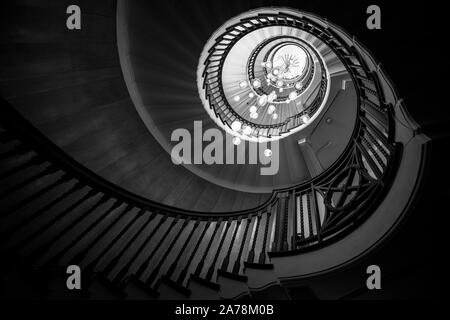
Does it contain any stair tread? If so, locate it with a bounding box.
[217,273,250,300]
[188,274,221,300]
[88,274,125,300]
[124,277,157,300]
[158,276,191,299]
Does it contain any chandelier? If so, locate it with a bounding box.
[197,9,331,144]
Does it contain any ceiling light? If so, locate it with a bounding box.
[239,80,248,88]
[289,91,297,100]
[257,94,268,106]
[252,79,261,88]
[232,136,241,145]
[268,91,277,102]
[231,121,242,131]
[264,149,272,157]
[301,114,310,123]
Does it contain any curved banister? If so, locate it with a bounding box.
[0,99,278,219]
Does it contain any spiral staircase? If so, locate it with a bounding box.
[0,0,433,300]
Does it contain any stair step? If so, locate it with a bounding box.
[217,274,250,300]
[217,269,248,282]
[244,262,274,269]
[157,277,191,300]
[88,274,125,300]
[188,275,220,300]
[124,277,157,300]
[244,264,279,291]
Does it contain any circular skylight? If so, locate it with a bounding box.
[271,44,308,81]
